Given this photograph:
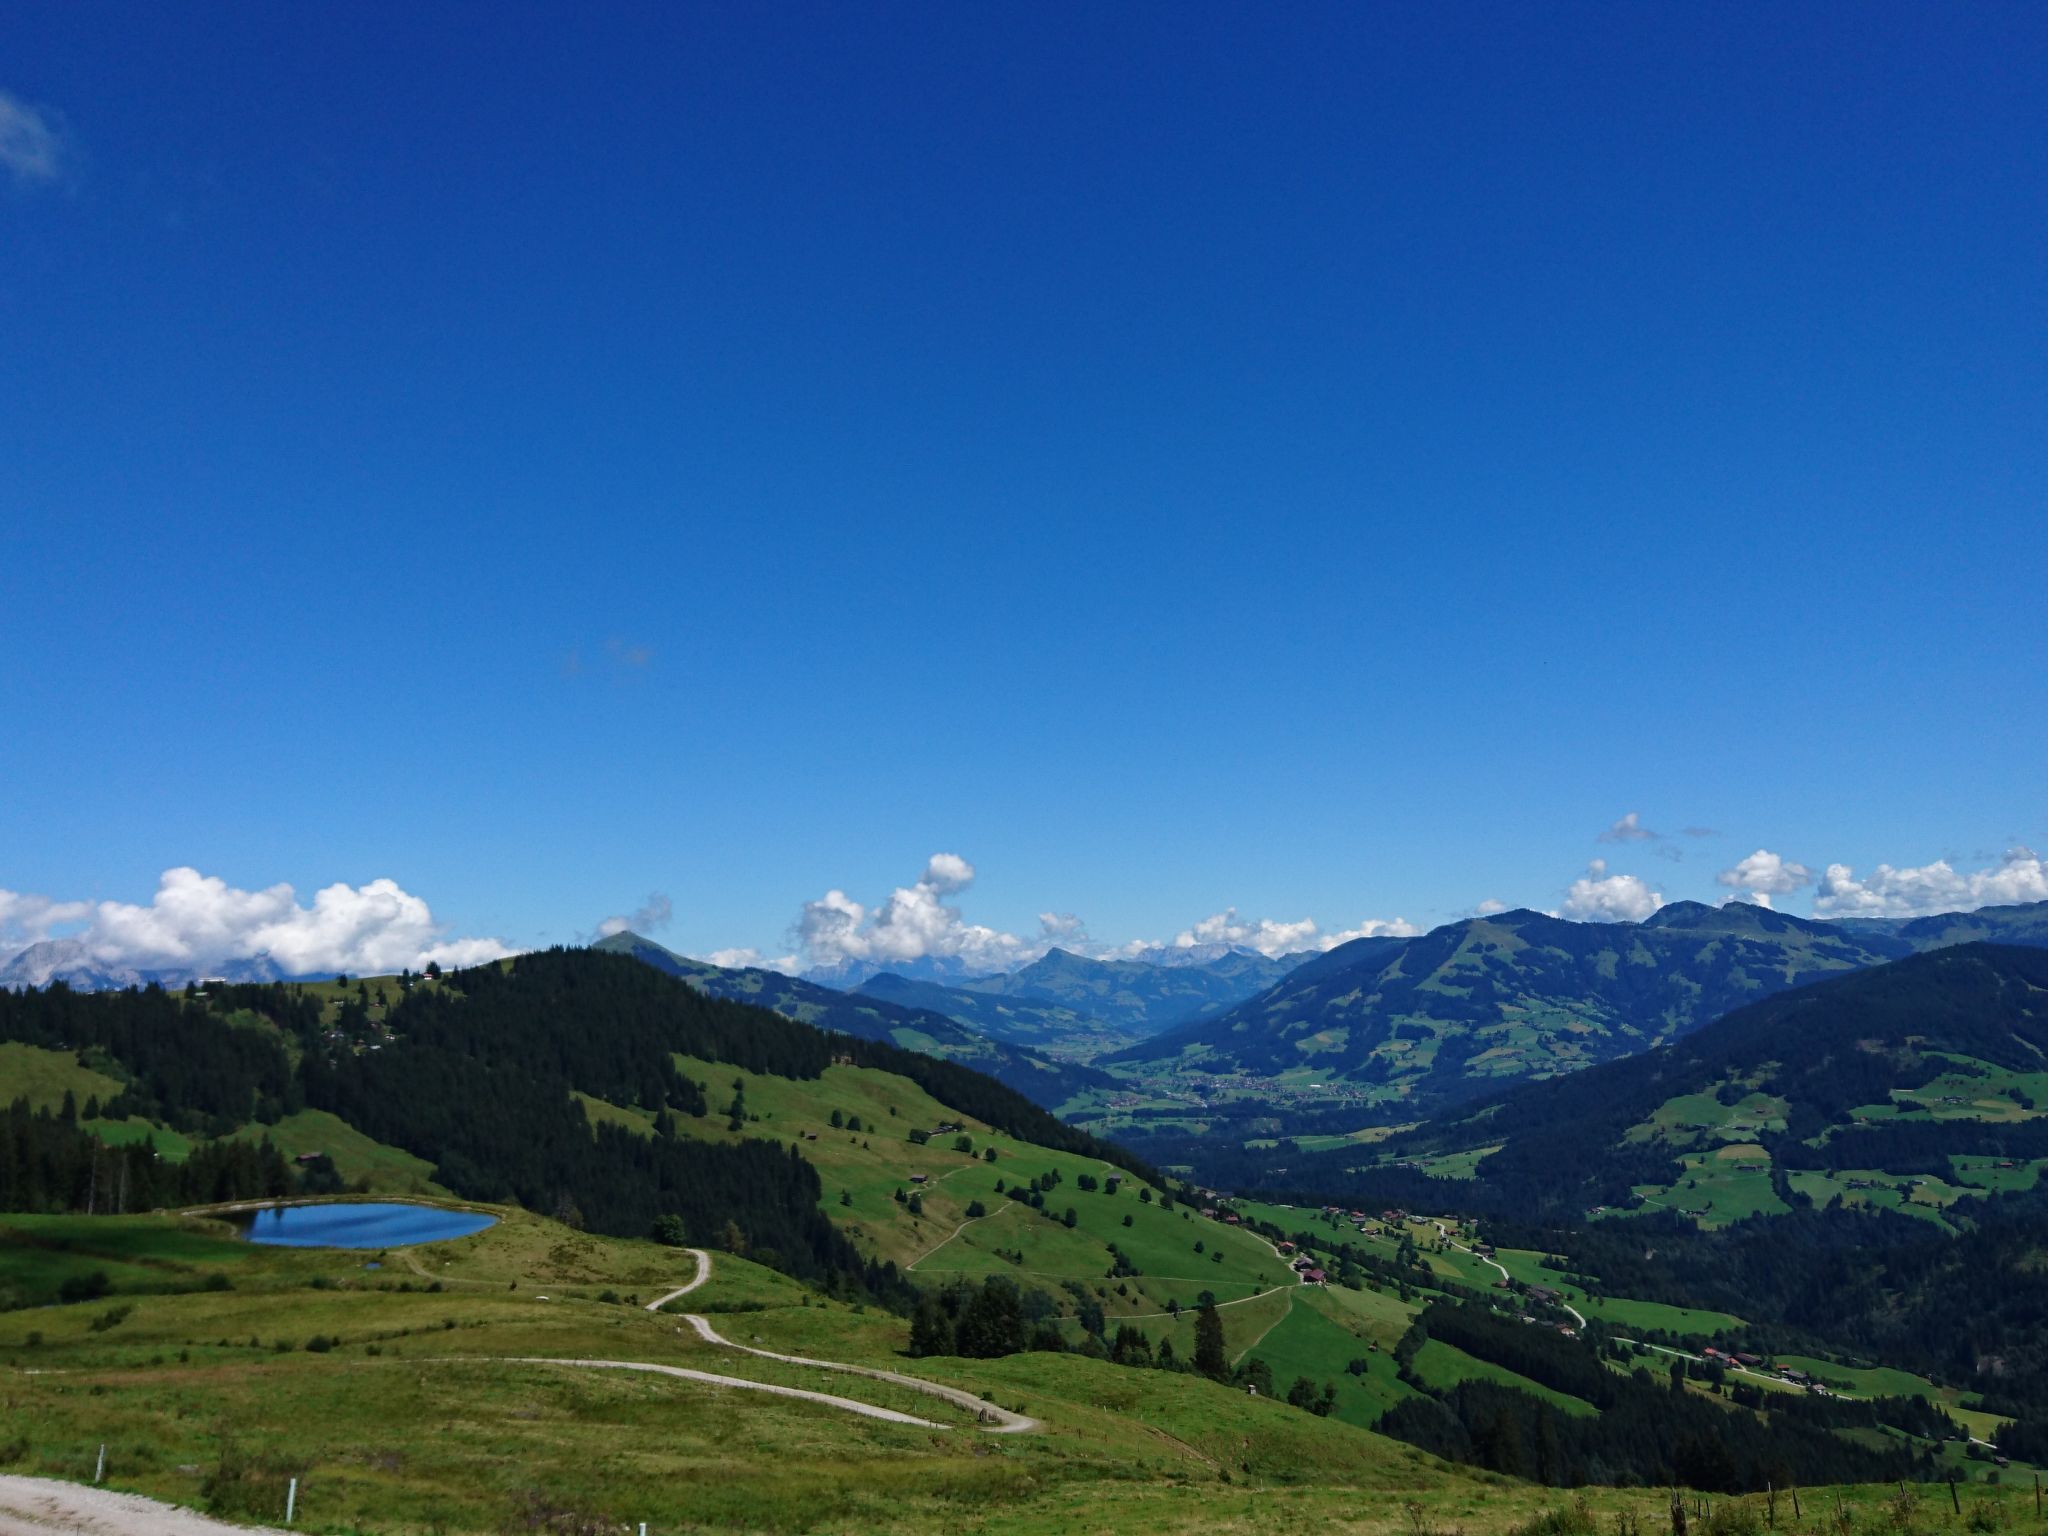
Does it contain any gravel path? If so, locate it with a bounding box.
[506,1357,947,1427]
[641,1247,711,1311]
[679,1313,1039,1432]
[0,1477,286,1536]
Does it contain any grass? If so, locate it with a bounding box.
[1237,1288,1420,1426]
[661,1055,1292,1314]
[0,1041,124,1112]
[224,1109,446,1195]
[7,1203,2041,1533]
[0,1204,1554,1536]
[1411,1339,1598,1417]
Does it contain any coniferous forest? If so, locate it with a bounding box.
[0,949,1154,1306]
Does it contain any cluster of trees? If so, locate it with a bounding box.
[902,1272,1341,1418]
[1499,1188,2048,1418]
[0,949,1157,1308]
[300,997,908,1301]
[0,1099,291,1213]
[1376,1302,1932,1492]
[0,983,303,1133]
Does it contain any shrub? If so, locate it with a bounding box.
[59,1271,110,1305]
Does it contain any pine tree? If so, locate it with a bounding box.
[1194,1299,1227,1377]
[908,1297,952,1357]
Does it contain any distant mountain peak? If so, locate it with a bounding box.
[1640,899,1833,938]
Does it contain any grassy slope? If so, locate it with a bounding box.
[224,1109,448,1195]
[0,1204,1601,1536]
[661,1055,1292,1314]
[13,1204,2028,1535]
[0,1041,123,1111]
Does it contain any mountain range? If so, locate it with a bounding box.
[853,944,1296,1056]
[1260,939,2048,1218]
[1102,898,2048,1115]
[590,929,1111,1108]
[0,938,289,992]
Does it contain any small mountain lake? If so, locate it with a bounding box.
[232,1202,496,1248]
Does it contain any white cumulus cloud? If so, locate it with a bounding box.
[1147,908,1418,957]
[1,867,512,978]
[1716,849,1815,904]
[0,889,94,941]
[776,853,1416,971]
[1472,898,1509,917]
[788,855,1054,973]
[1562,859,1665,922]
[1813,847,2048,919]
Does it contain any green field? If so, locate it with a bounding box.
[225,1109,446,1194]
[1411,1339,1597,1417]
[656,1054,1293,1312]
[0,1041,124,1111]
[0,1203,1692,1536]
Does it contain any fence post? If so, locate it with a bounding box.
[94,1445,105,1484]
[286,1476,297,1525]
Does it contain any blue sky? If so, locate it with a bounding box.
[3,4,2044,974]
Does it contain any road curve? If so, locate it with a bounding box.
[505,1357,947,1427]
[679,1313,1039,1432]
[643,1247,712,1311]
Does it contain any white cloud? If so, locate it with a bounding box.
[1146,907,1418,957]
[1,867,511,978]
[703,946,800,974]
[1562,859,1665,922]
[0,91,65,185]
[922,853,975,895]
[0,889,93,942]
[1472,898,1508,917]
[788,856,1046,973]
[1317,916,1423,949]
[778,853,1415,971]
[1173,908,1320,955]
[1813,847,2048,919]
[1598,812,1659,844]
[596,892,672,939]
[1716,849,1814,903]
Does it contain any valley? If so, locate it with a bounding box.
[7,926,2048,1531]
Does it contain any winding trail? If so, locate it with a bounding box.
[1431,1219,1589,1329]
[678,1311,1039,1432]
[1094,1282,1294,1323]
[642,1249,1038,1432]
[905,1203,999,1269]
[642,1246,711,1311]
[503,1357,947,1427]
[1230,1288,1295,1368]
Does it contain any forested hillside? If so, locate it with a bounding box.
[1110,904,1906,1106]
[0,949,1152,1301]
[591,930,1109,1106]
